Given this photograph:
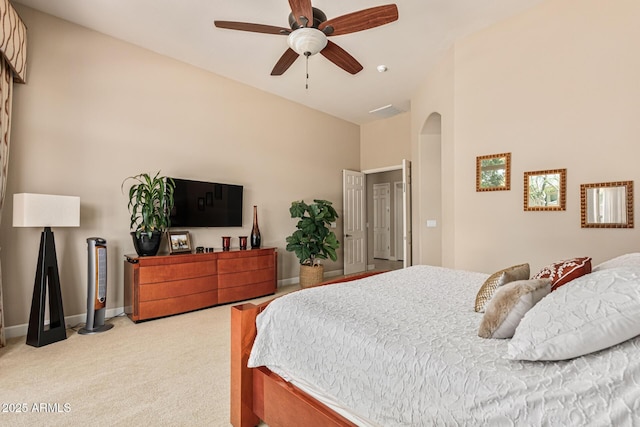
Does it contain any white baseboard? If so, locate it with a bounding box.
[278,277,299,287]
[324,269,344,279]
[4,307,125,340]
[367,264,376,270]
[277,269,344,287]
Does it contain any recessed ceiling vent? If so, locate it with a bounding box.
[368,104,406,119]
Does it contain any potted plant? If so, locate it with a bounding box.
[122,171,175,256]
[285,199,340,288]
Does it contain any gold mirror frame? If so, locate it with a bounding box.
[580,181,634,228]
[524,169,567,211]
[476,153,511,192]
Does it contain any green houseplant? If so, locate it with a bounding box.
[122,171,175,256]
[285,199,339,287]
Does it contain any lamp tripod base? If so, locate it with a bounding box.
[26,227,67,348]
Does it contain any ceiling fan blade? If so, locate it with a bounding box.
[288,0,314,28]
[320,41,363,75]
[214,21,290,35]
[319,4,399,36]
[271,48,299,76]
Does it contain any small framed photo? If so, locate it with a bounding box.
[168,231,192,254]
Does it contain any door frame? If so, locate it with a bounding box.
[394,181,404,261]
[362,160,412,269]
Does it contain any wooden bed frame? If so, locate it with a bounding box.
[230,271,388,427]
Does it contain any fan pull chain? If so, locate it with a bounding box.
[305,52,310,90]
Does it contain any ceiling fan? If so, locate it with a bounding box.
[214,1,399,76]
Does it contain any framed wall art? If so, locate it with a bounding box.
[476,153,511,192]
[524,169,566,211]
[581,181,633,228]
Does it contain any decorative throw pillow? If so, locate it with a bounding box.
[474,263,530,313]
[478,279,551,339]
[532,257,591,292]
[593,253,640,272]
[507,267,640,361]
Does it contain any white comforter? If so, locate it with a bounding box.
[248,265,640,426]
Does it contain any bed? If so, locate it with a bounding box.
[230,256,640,426]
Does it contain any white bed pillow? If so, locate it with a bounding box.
[592,252,640,272]
[478,278,551,339]
[507,267,640,361]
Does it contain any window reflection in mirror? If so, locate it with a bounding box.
[524,169,566,211]
[581,181,633,228]
[476,153,511,192]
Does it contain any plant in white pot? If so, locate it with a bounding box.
[122,171,175,256]
[285,199,339,288]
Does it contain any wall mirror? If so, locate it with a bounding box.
[524,169,566,211]
[476,153,511,191]
[581,181,634,228]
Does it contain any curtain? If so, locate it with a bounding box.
[0,0,27,348]
[0,56,12,346]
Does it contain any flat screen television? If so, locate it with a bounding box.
[168,178,243,227]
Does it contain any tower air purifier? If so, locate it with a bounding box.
[79,237,113,334]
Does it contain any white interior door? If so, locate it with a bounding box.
[402,159,412,267]
[343,170,366,275]
[373,183,391,259]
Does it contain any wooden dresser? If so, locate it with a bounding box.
[124,247,276,322]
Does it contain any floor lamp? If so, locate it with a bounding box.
[13,193,80,347]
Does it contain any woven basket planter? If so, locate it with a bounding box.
[299,264,324,288]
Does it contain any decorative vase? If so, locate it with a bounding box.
[131,231,163,256]
[250,205,261,249]
[299,264,324,288]
[239,236,248,250]
[222,236,231,251]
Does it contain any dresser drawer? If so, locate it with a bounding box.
[139,276,216,302]
[138,291,217,320]
[218,255,274,274]
[218,281,275,304]
[139,261,216,284]
[218,268,274,289]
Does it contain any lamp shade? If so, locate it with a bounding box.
[287,28,327,56]
[13,193,80,227]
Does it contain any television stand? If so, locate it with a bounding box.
[124,247,276,322]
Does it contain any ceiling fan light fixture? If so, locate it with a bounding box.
[287,28,327,56]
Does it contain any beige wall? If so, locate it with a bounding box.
[360,112,410,170]
[0,6,359,328]
[413,0,640,274]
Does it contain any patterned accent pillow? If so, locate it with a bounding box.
[474,263,530,313]
[478,278,551,339]
[532,257,592,292]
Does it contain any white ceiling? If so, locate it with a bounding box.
[13,0,544,124]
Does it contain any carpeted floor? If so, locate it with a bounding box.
[0,287,296,427]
